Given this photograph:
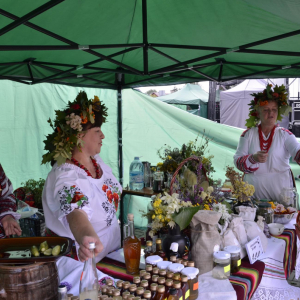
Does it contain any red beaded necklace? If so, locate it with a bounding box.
[258,124,277,153]
[71,157,101,179]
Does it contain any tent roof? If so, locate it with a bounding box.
[157,83,209,104]
[222,79,266,93]
[2,1,300,89]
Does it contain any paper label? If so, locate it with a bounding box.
[237,259,241,266]
[193,282,199,290]
[179,297,183,300]
[224,265,230,273]
[245,236,264,264]
[185,290,190,299]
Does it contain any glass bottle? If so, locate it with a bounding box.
[136,287,145,298]
[187,261,194,267]
[172,273,181,282]
[113,289,121,297]
[108,287,115,298]
[166,272,174,280]
[181,261,188,267]
[143,272,151,282]
[143,290,151,300]
[158,269,166,279]
[123,214,141,275]
[133,276,141,287]
[146,265,153,276]
[129,284,137,296]
[175,259,182,264]
[140,270,147,277]
[152,267,159,276]
[58,285,68,300]
[79,242,99,300]
[150,283,158,300]
[165,279,173,300]
[170,256,177,263]
[167,288,179,300]
[157,277,165,286]
[151,275,159,284]
[154,239,166,260]
[140,280,149,291]
[123,292,131,300]
[153,285,165,300]
[169,243,179,260]
[101,285,108,296]
[122,281,131,294]
[116,281,124,290]
[173,281,182,300]
[180,276,189,300]
[145,241,154,259]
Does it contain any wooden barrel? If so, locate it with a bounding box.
[0,262,59,300]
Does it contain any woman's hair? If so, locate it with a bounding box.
[82,110,104,131]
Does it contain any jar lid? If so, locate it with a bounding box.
[181,267,199,279]
[223,245,241,254]
[258,202,271,208]
[260,199,270,202]
[213,251,231,260]
[146,255,163,265]
[168,263,184,273]
[157,261,172,269]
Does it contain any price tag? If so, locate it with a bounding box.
[245,236,264,264]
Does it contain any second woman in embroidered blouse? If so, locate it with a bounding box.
[234,84,300,201]
[42,92,121,262]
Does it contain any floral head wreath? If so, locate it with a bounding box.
[42,91,108,166]
[245,84,292,128]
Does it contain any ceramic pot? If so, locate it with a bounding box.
[162,223,190,259]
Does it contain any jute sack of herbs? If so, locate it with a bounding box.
[190,210,222,274]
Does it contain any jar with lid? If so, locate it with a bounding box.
[212,251,231,279]
[257,202,274,224]
[146,255,163,266]
[172,273,181,281]
[129,284,137,295]
[152,267,159,275]
[166,271,174,279]
[116,280,124,290]
[186,261,194,267]
[158,269,167,278]
[143,290,151,300]
[181,267,199,300]
[152,275,159,284]
[150,283,158,299]
[224,245,241,274]
[172,281,183,300]
[122,281,131,293]
[157,261,172,270]
[143,272,151,282]
[146,265,153,276]
[181,275,189,300]
[113,289,121,297]
[153,285,165,300]
[168,263,184,274]
[140,270,147,277]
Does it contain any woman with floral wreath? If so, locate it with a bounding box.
[42,91,121,262]
[234,84,300,200]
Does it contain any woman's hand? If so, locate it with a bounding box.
[253,151,268,163]
[1,215,22,236]
[78,235,104,262]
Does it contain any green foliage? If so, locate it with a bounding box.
[21,178,46,207]
[172,206,201,230]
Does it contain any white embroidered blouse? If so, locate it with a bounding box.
[42,155,122,262]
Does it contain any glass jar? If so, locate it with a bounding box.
[168,263,184,274]
[223,245,241,274]
[146,255,163,266]
[212,251,231,279]
[157,261,172,270]
[180,267,199,300]
[257,202,274,224]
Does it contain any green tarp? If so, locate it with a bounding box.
[157,84,208,118]
[1,0,300,88]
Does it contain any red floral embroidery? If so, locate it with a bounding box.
[102,184,108,192]
[112,193,119,201]
[71,191,86,203]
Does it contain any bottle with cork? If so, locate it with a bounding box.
[154,239,166,260]
[145,241,154,259]
[123,213,141,275]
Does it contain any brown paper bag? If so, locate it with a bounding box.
[190,210,222,274]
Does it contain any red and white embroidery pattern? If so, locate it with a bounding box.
[236,155,259,174]
[281,128,293,135]
[241,128,250,137]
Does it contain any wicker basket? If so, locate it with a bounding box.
[169,156,208,195]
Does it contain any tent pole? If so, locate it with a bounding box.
[208,81,217,121]
[142,0,148,74]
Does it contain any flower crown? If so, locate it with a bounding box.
[42,91,108,166]
[245,84,291,128]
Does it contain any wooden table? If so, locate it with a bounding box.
[120,187,159,244]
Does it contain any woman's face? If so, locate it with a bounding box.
[258,101,278,127]
[81,127,105,156]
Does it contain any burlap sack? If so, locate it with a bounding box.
[229,216,248,258]
[244,221,268,252]
[237,206,257,221]
[190,210,222,275]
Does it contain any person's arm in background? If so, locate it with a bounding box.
[0,164,22,237]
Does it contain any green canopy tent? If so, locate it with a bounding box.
[2,0,300,183]
[157,84,209,118]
